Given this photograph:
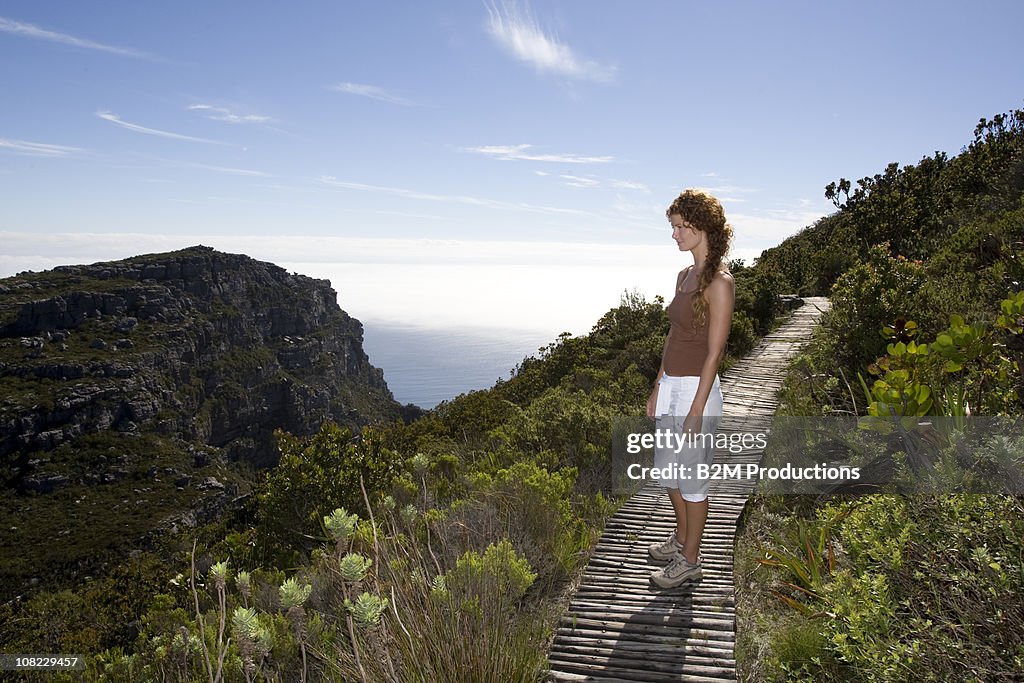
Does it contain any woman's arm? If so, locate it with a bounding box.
[687,271,736,416]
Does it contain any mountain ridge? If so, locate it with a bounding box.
[0,244,413,601]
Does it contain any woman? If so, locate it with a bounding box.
[646,188,735,588]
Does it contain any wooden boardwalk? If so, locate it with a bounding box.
[547,297,831,682]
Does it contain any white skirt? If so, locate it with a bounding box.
[653,373,723,501]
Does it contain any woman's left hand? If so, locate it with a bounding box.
[682,410,703,435]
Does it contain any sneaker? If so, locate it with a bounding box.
[650,551,702,588]
[648,530,686,562]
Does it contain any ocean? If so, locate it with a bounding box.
[360,322,558,409]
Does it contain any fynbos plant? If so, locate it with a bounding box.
[339,553,373,582]
[324,507,359,545]
[230,606,272,682]
[279,576,312,682]
[235,570,251,608]
[344,592,389,627]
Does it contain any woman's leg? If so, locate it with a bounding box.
[654,375,688,544]
[682,498,708,564]
[667,487,688,544]
[679,376,721,564]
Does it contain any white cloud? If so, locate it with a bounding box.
[96,111,226,145]
[0,137,84,157]
[560,173,600,188]
[0,16,155,59]
[536,170,649,192]
[484,0,616,83]
[728,210,822,253]
[677,184,761,205]
[609,179,650,192]
[464,143,613,164]
[317,175,596,217]
[697,184,760,196]
[183,162,270,177]
[327,82,418,106]
[187,104,272,124]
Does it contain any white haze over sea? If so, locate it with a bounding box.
[0,233,765,407]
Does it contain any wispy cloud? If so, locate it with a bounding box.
[184,162,270,177]
[0,16,156,59]
[484,0,616,83]
[327,82,418,106]
[539,171,649,193]
[609,179,650,192]
[96,111,226,145]
[693,184,760,199]
[729,211,823,245]
[0,137,84,157]
[318,176,595,217]
[560,174,600,188]
[187,104,272,124]
[464,143,613,164]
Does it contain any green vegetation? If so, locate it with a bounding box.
[0,228,794,679]
[736,106,1024,682]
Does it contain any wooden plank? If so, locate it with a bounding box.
[546,298,829,682]
[553,630,736,658]
[550,643,735,670]
[548,652,735,679]
[554,628,735,656]
[557,617,737,645]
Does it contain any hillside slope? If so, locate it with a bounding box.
[0,245,409,602]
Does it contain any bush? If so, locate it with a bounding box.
[489,386,613,471]
[255,422,401,563]
[823,243,927,377]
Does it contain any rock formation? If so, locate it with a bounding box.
[1,244,407,490]
[0,245,416,601]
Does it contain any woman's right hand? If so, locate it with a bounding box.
[646,386,659,418]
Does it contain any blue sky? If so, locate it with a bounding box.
[2,1,1023,336]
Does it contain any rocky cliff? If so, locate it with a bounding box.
[1,245,406,471]
[0,245,412,600]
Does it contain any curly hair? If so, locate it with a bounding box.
[666,189,734,328]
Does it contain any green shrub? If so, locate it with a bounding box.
[489,386,613,471]
[824,243,927,376]
[255,422,400,562]
[444,539,536,610]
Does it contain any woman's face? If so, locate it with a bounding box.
[669,213,702,251]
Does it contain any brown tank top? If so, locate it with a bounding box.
[664,270,710,376]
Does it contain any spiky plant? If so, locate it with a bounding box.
[209,560,230,592]
[324,508,359,543]
[231,606,260,681]
[344,592,389,627]
[235,570,251,607]
[339,553,373,582]
[279,577,312,682]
